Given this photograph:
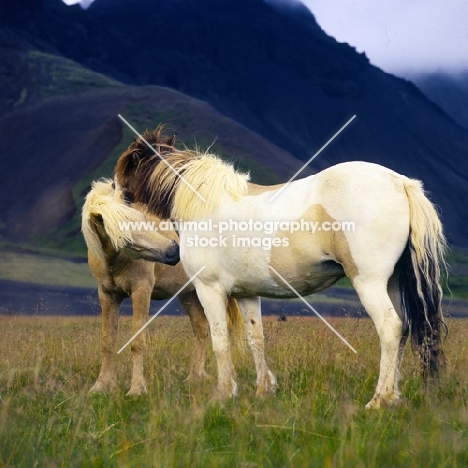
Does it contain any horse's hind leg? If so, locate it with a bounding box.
[387,271,409,401]
[127,287,152,396]
[90,287,121,393]
[179,290,210,380]
[237,296,277,396]
[352,277,404,409]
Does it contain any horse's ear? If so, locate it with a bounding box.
[167,135,176,147]
[90,213,104,226]
[132,151,140,165]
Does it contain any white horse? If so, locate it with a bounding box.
[82,178,244,396]
[115,137,447,409]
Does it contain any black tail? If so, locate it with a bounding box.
[399,243,446,382]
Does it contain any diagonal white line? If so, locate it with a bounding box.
[268,266,357,353]
[118,114,207,203]
[268,115,356,203]
[117,266,206,354]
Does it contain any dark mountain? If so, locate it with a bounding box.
[1,0,468,246]
[404,71,468,130]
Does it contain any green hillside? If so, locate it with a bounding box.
[0,40,299,257]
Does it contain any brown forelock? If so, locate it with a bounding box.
[116,126,174,171]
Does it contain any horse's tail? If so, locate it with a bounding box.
[227,297,247,353]
[399,178,448,382]
[82,179,136,261]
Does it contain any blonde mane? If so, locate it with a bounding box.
[82,178,144,261]
[147,150,250,220]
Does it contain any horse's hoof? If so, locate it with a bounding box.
[210,379,238,402]
[365,398,379,410]
[365,394,402,409]
[126,383,148,397]
[89,379,116,394]
[256,371,278,396]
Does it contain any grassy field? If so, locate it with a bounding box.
[0,251,94,288]
[0,316,467,467]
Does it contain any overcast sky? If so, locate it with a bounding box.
[302,0,468,74]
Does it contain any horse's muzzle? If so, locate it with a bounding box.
[163,241,180,266]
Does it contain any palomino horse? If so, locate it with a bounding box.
[115,129,447,409]
[82,178,243,396]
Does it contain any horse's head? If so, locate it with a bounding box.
[83,178,180,266]
[122,232,180,265]
[115,125,200,219]
[115,125,249,221]
[115,125,176,204]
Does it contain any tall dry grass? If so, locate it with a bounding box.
[0,315,467,467]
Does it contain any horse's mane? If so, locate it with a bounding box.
[81,178,145,261]
[172,152,250,220]
[115,130,250,220]
[132,149,248,220]
[115,125,176,196]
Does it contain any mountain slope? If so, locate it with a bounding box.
[1,0,468,245]
[404,71,468,130]
[0,29,298,248]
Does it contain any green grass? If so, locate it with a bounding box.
[1,316,468,467]
[26,50,122,101]
[0,251,94,288]
[445,248,468,299]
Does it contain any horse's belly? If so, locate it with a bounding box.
[274,260,343,297]
[232,258,345,298]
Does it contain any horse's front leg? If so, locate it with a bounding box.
[89,287,120,393]
[127,287,152,396]
[194,282,237,399]
[179,290,211,380]
[237,296,277,396]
